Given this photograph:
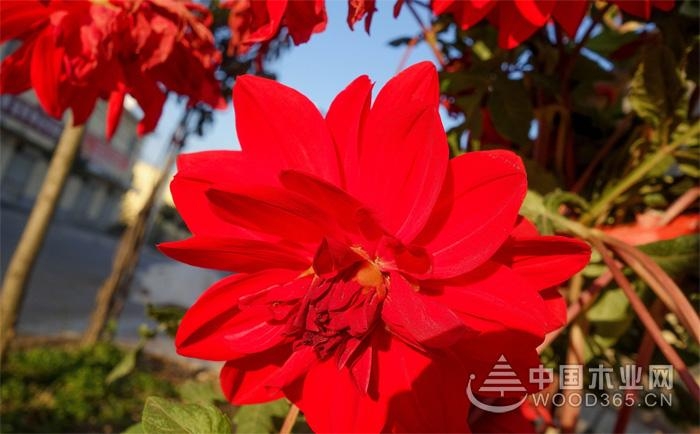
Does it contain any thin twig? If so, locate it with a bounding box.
[612,300,665,434]
[559,274,586,433]
[280,404,300,434]
[396,35,420,74]
[571,114,634,193]
[538,270,613,353]
[405,0,446,66]
[659,186,700,226]
[600,233,700,346]
[581,121,700,225]
[589,238,700,400]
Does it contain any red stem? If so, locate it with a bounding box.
[590,238,700,401]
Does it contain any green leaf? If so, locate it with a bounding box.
[105,347,138,385]
[586,287,634,353]
[520,190,555,235]
[177,379,225,405]
[680,0,700,17]
[679,162,700,178]
[487,75,534,145]
[638,234,700,278]
[142,397,232,434]
[472,40,493,61]
[522,159,561,195]
[543,190,589,212]
[628,45,684,127]
[123,423,145,434]
[387,36,412,47]
[439,71,490,94]
[646,154,676,178]
[587,288,631,323]
[446,125,467,156]
[147,304,186,337]
[585,25,640,57]
[233,399,290,434]
[642,192,668,208]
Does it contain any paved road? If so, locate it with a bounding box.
[0,207,220,356]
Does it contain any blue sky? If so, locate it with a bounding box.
[140,0,436,165]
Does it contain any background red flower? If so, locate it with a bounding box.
[0,0,225,139]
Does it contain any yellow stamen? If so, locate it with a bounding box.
[355,262,384,288]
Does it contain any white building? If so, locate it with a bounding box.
[0,92,143,231]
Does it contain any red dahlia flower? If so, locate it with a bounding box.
[433,0,590,49]
[347,0,377,33]
[160,62,590,432]
[223,0,327,55]
[611,0,674,19]
[0,0,224,139]
[433,0,675,49]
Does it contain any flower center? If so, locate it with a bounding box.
[286,261,387,360]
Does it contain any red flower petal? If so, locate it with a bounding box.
[353,62,447,241]
[347,0,377,33]
[220,348,290,404]
[653,0,676,11]
[284,0,327,45]
[279,169,384,242]
[170,177,271,241]
[106,86,126,140]
[206,185,339,245]
[433,0,497,30]
[130,78,167,136]
[539,287,568,331]
[265,346,318,392]
[157,236,311,274]
[358,107,448,242]
[415,150,526,279]
[0,0,49,44]
[552,0,589,37]
[426,261,549,339]
[233,74,340,184]
[170,151,286,240]
[176,150,273,187]
[325,75,373,188]
[512,215,540,237]
[288,329,470,433]
[496,1,555,49]
[515,0,555,26]
[283,333,388,433]
[613,0,651,18]
[174,270,305,361]
[495,236,591,290]
[382,272,469,348]
[245,0,288,43]
[383,346,470,433]
[0,38,33,94]
[30,29,64,119]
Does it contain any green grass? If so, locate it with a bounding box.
[1,342,178,433]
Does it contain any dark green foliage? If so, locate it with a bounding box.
[0,343,176,433]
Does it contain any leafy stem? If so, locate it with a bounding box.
[580,121,700,226]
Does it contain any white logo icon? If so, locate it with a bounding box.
[466,355,528,413]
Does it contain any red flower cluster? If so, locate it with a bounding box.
[223,0,327,55]
[224,0,385,56]
[613,0,674,18]
[161,62,590,432]
[434,0,588,49]
[0,0,225,139]
[222,0,676,56]
[433,0,675,49]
